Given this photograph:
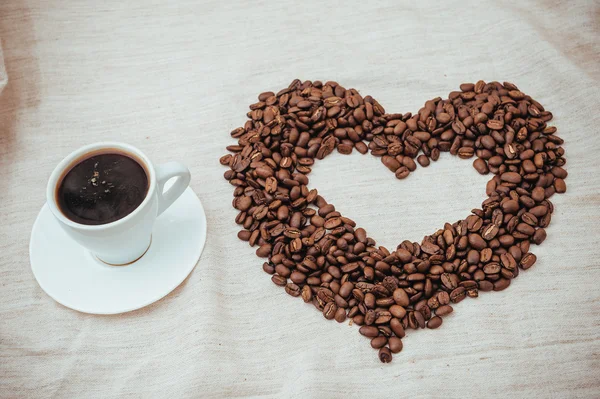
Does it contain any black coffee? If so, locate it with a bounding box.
[57,151,149,225]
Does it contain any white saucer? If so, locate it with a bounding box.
[30,187,207,315]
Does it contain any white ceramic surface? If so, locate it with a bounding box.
[30,186,206,315]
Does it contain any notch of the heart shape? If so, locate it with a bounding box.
[220,79,567,363]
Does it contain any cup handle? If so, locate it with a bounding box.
[155,162,191,216]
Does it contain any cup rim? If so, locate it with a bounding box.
[46,142,156,231]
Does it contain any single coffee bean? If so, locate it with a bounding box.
[458,147,474,159]
[473,158,489,174]
[301,285,312,302]
[382,156,401,172]
[520,253,537,270]
[285,283,301,297]
[532,187,545,202]
[365,309,376,325]
[427,316,443,329]
[390,305,407,319]
[493,278,511,291]
[413,311,426,328]
[483,262,501,274]
[478,280,494,291]
[437,291,450,305]
[554,178,567,193]
[359,325,380,338]
[388,337,403,353]
[501,172,522,184]
[371,336,388,349]
[378,347,392,363]
[486,119,504,130]
[290,271,306,284]
[393,288,410,307]
[390,318,406,338]
[435,305,453,316]
[262,262,275,274]
[441,273,458,290]
[502,200,519,214]
[339,281,354,298]
[323,302,337,320]
[256,244,272,258]
[450,287,466,303]
[375,310,393,324]
[395,166,410,179]
[271,275,287,287]
[335,308,347,323]
[417,155,430,167]
[533,228,547,245]
[468,234,487,250]
[238,230,251,241]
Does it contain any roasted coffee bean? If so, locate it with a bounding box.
[395,166,410,179]
[483,262,501,274]
[390,305,407,319]
[390,318,406,338]
[473,158,489,174]
[365,309,376,325]
[450,287,466,303]
[301,285,312,302]
[317,288,335,303]
[339,281,354,298]
[335,308,347,323]
[554,178,567,193]
[437,291,450,305]
[500,253,517,270]
[238,230,251,241]
[478,280,494,291]
[271,275,287,287]
[375,310,393,324]
[417,155,430,167]
[501,172,522,184]
[458,147,474,159]
[393,288,410,307]
[364,293,376,308]
[223,80,565,363]
[468,234,486,250]
[290,271,306,284]
[323,302,337,320]
[285,283,301,297]
[388,337,403,353]
[427,316,443,329]
[533,228,547,245]
[493,278,511,291]
[262,262,275,274]
[413,310,426,328]
[435,305,453,316]
[359,325,380,338]
[441,273,458,290]
[378,347,392,363]
[371,336,388,349]
[520,253,537,270]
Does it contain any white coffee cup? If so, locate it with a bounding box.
[46,142,191,265]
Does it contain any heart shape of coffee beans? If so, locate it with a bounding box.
[220,79,567,363]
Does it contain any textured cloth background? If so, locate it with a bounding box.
[1,1,599,398]
[0,43,6,94]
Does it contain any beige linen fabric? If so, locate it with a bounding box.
[1,1,599,398]
[0,43,6,94]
